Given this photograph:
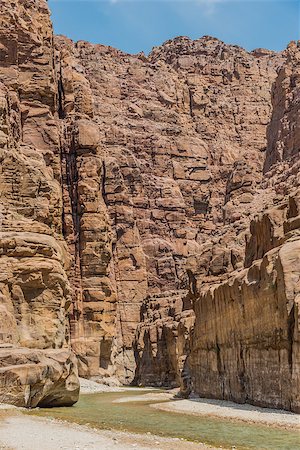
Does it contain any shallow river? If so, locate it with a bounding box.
[31,390,300,450]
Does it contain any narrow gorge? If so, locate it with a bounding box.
[0,0,299,413]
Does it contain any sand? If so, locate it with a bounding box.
[113,390,177,403]
[0,415,212,450]
[79,378,155,395]
[81,381,300,429]
[151,397,300,429]
[79,377,123,394]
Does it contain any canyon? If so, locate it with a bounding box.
[0,0,299,412]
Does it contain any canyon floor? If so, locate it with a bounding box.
[113,392,300,429]
[151,397,300,429]
[0,403,298,450]
[0,415,211,450]
[74,379,300,429]
[0,381,299,450]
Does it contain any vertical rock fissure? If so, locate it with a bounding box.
[65,134,84,337]
[57,62,65,120]
[287,304,295,374]
[57,61,84,345]
[101,160,108,206]
[188,86,194,118]
[216,341,225,397]
[239,344,247,401]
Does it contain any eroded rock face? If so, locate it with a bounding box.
[265,41,300,172]
[54,33,285,385]
[0,0,299,411]
[187,42,300,412]
[189,202,300,411]
[0,0,79,406]
[0,348,79,407]
[134,291,194,388]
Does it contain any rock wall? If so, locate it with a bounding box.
[0,0,299,411]
[187,42,300,412]
[54,34,284,384]
[265,41,300,172]
[189,198,300,412]
[0,0,79,406]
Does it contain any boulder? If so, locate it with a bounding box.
[0,348,79,408]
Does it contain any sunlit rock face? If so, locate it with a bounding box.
[187,42,300,412]
[190,198,300,412]
[0,0,299,411]
[0,0,79,406]
[54,33,284,385]
[0,348,79,407]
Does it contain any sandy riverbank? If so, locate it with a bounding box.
[0,414,213,450]
[79,380,300,429]
[151,397,300,429]
[113,390,177,403]
[1,380,299,449]
[79,377,155,394]
[79,377,124,394]
[106,387,300,429]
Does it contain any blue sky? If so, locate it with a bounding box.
[48,0,299,54]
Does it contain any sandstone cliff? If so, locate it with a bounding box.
[0,0,299,411]
[0,0,79,406]
[186,41,300,412]
[55,32,284,386]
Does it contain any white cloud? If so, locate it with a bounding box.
[196,0,225,17]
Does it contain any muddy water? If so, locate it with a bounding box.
[31,390,300,450]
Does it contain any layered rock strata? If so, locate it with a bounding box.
[0,0,79,406]
[0,0,299,412]
[187,42,300,412]
[190,197,300,411]
[55,32,284,385]
[0,348,79,407]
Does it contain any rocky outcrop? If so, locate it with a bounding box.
[0,0,79,406]
[0,0,299,411]
[55,37,117,380]
[189,197,300,411]
[0,348,79,407]
[187,42,300,412]
[265,41,300,172]
[134,291,194,387]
